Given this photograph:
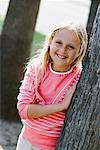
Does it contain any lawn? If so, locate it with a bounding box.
[32,31,46,57]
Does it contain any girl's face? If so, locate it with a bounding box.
[49,29,81,72]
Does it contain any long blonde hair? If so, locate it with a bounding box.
[40,22,88,72]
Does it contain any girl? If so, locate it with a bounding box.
[16,22,88,150]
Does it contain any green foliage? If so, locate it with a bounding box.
[31,31,46,57]
[0,16,4,32]
[33,31,45,44]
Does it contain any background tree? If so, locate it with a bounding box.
[86,0,100,39]
[56,4,100,150]
[0,0,41,121]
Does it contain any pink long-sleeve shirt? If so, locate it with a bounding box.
[17,60,82,150]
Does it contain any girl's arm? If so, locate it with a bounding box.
[17,63,65,119]
[27,103,64,119]
[17,63,37,119]
[27,85,76,119]
[17,62,76,119]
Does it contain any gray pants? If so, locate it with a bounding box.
[16,134,40,150]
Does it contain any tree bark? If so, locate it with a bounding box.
[56,4,100,150]
[0,0,41,120]
[86,0,100,39]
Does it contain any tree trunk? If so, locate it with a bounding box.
[86,0,100,39]
[56,4,100,150]
[0,0,41,121]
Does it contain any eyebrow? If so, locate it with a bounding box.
[55,40,77,48]
[68,43,79,49]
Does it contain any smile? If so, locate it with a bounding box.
[56,53,67,59]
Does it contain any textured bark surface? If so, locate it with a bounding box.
[0,0,41,120]
[56,5,100,150]
[86,0,100,39]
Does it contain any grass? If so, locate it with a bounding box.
[0,16,4,32]
[33,31,45,44]
[31,31,46,57]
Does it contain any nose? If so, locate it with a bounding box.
[60,46,66,53]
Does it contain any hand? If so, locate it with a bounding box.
[60,91,74,110]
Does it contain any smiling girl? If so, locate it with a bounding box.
[16,22,88,150]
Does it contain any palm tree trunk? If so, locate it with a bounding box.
[0,0,41,121]
[86,0,100,39]
[56,4,100,150]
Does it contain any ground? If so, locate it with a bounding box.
[0,120,22,150]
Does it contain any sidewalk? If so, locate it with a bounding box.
[0,119,22,150]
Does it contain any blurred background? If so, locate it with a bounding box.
[0,0,91,55]
[0,0,91,35]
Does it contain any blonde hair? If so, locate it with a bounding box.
[40,22,88,72]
